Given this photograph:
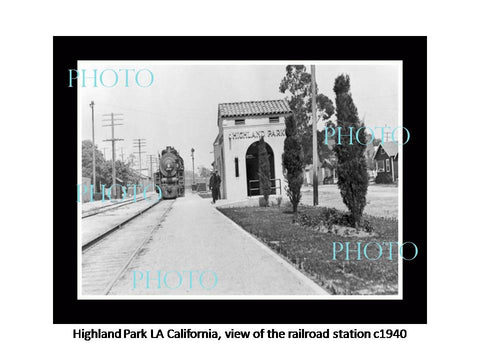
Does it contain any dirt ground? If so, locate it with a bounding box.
[300,184,398,219]
[217,184,398,219]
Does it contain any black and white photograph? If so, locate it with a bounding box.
[52,36,426,325]
[78,61,404,299]
[5,1,480,358]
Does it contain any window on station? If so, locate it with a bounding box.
[235,157,239,177]
[386,159,390,172]
[269,116,279,123]
[235,119,245,125]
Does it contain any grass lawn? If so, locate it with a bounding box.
[218,204,398,295]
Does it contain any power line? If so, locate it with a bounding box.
[103,113,124,198]
[101,103,164,117]
[133,138,147,176]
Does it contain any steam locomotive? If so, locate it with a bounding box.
[154,146,185,199]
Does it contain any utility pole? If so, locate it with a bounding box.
[89,101,96,194]
[191,148,195,190]
[103,113,124,198]
[148,154,157,191]
[133,139,147,176]
[311,65,319,206]
[120,147,125,163]
[384,124,391,142]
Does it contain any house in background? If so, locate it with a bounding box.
[304,137,337,185]
[373,142,399,182]
[304,158,337,185]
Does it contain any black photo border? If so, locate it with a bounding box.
[53,36,427,324]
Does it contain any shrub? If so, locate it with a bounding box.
[323,175,334,184]
[362,219,374,233]
[276,196,283,207]
[258,137,271,204]
[282,115,304,213]
[259,197,269,207]
[375,172,393,184]
[297,207,374,233]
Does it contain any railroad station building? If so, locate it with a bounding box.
[213,100,291,201]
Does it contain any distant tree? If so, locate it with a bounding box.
[363,136,376,172]
[316,125,336,163]
[372,137,382,147]
[365,147,376,171]
[127,153,136,167]
[82,140,107,188]
[333,75,369,227]
[258,137,271,206]
[82,140,140,190]
[279,65,335,166]
[197,165,211,179]
[282,115,304,213]
[104,160,141,187]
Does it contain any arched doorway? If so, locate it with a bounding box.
[245,140,275,196]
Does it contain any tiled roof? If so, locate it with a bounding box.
[218,100,291,118]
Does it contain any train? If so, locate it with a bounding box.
[154,146,185,199]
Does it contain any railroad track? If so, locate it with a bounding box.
[82,197,162,251]
[81,194,156,219]
[82,199,175,295]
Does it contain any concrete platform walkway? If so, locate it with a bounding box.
[110,191,327,296]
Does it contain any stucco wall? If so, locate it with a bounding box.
[216,115,287,201]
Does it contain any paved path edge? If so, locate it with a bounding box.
[213,206,330,296]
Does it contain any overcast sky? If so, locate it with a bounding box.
[80,62,400,173]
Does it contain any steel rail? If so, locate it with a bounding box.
[82,199,163,252]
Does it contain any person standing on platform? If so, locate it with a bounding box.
[215,170,221,200]
[209,171,217,204]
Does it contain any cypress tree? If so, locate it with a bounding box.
[258,136,271,205]
[333,75,369,227]
[282,115,304,213]
[279,65,335,166]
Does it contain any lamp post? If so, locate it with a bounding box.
[89,101,96,195]
[191,148,195,190]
